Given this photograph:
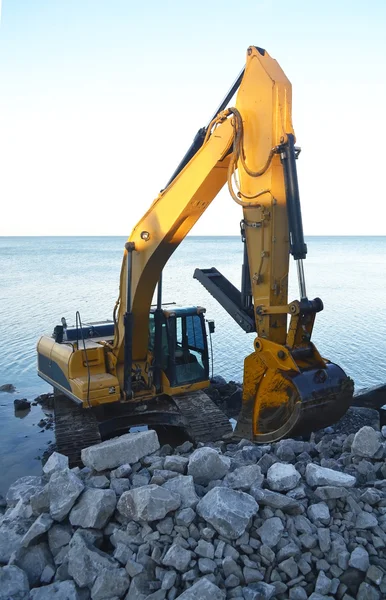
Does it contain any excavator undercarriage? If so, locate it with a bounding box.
[37,46,354,462]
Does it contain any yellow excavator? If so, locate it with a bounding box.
[37,46,354,461]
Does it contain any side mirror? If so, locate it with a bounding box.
[207,320,215,334]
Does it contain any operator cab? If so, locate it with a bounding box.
[148,306,213,387]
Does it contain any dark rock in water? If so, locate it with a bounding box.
[35,393,55,408]
[14,399,31,411]
[0,383,16,392]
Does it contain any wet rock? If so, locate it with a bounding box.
[117,484,180,522]
[175,507,196,526]
[314,486,349,500]
[43,452,69,477]
[196,539,215,559]
[278,556,298,579]
[305,463,356,488]
[0,565,29,600]
[267,463,301,492]
[162,475,199,508]
[315,570,331,595]
[6,475,43,507]
[49,470,84,522]
[14,399,31,410]
[197,486,258,539]
[223,465,263,491]
[21,513,53,547]
[351,427,382,458]
[81,430,160,471]
[187,447,230,485]
[0,383,16,392]
[257,517,284,547]
[29,580,79,599]
[366,565,384,586]
[69,488,116,529]
[250,486,302,514]
[176,577,226,599]
[162,544,191,572]
[90,567,130,599]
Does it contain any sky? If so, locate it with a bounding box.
[0,0,386,236]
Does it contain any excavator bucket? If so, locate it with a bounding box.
[234,354,354,443]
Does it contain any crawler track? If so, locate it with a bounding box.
[54,395,101,466]
[173,390,233,442]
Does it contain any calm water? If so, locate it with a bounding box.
[1,236,386,494]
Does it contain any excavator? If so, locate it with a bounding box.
[37,46,354,461]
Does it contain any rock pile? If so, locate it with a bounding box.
[1,422,386,599]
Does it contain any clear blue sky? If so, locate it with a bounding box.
[1,0,386,235]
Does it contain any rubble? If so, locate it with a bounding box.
[1,409,386,599]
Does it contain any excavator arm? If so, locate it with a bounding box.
[110,46,354,441]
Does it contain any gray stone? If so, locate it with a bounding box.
[366,565,384,586]
[111,464,132,478]
[242,582,276,599]
[30,485,50,515]
[355,511,378,529]
[69,488,116,529]
[224,465,263,491]
[278,556,298,579]
[81,430,160,471]
[243,567,264,583]
[0,518,33,563]
[222,557,243,580]
[175,507,196,526]
[267,463,301,492]
[49,470,84,522]
[68,534,118,588]
[315,571,331,595]
[6,476,43,507]
[289,588,308,600]
[161,544,191,572]
[315,486,349,500]
[250,486,302,514]
[305,463,356,488]
[163,455,189,473]
[117,485,180,522]
[307,502,330,524]
[161,571,177,590]
[110,478,131,496]
[88,475,110,489]
[351,426,382,458]
[48,524,73,556]
[20,513,53,547]
[40,564,55,583]
[197,486,258,540]
[176,578,225,599]
[257,517,284,547]
[43,452,69,477]
[348,546,369,571]
[199,557,217,573]
[188,447,230,485]
[0,565,29,600]
[317,528,331,553]
[357,582,380,600]
[90,567,130,599]
[29,580,79,599]
[196,539,215,559]
[14,542,54,586]
[162,475,199,508]
[125,559,144,577]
